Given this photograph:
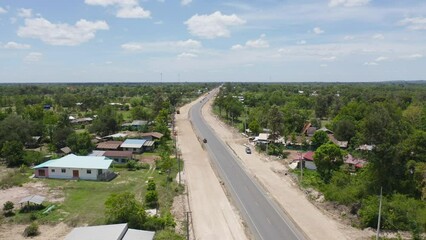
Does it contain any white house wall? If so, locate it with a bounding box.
[47,167,104,180]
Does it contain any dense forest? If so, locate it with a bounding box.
[214,82,426,238]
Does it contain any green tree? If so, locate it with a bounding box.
[1,140,24,167]
[313,142,344,183]
[131,106,150,121]
[311,130,329,148]
[52,126,74,150]
[267,105,284,139]
[334,119,356,141]
[89,106,119,136]
[248,119,261,135]
[105,192,147,229]
[66,132,94,155]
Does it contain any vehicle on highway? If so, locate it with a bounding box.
[245,147,251,154]
[203,138,207,143]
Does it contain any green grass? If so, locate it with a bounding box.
[0,167,32,189]
[3,157,184,227]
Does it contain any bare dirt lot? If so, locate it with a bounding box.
[176,96,248,240]
[0,180,69,240]
[202,97,375,240]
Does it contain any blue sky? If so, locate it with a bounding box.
[0,0,425,82]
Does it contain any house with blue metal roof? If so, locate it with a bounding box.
[120,139,146,153]
[33,154,115,181]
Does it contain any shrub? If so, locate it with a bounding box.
[359,194,426,236]
[127,160,137,171]
[3,201,14,212]
[154,230,185,240]
[145,190,159,209]
[147,179,156,191]
[23,222,40,237]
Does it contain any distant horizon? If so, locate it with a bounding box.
[0,80,425,85]
[1,0,425,82]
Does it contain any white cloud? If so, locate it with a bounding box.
[375,56,388,62]
[399,17,426,31]
[85,0,151,19]
[3,41,31,49]
[0,7,7,14]
[18,17,109,46]
[184,11,245,39]
[245,34,269,48]
[372,34,384,40]
[178,52,197,59]
[116,5,150,19]
[231,44,244,50]
[313,27,324,34]
[176,39,202,48]
[154,21,163,25]
[402,53,423,59]
[231,34,269,50]
[18,8,32,18]
[181,0,192,6]
[364,61,378,66]
[329,0,370,7]
[121,39,202,52]
[320,64,328,67]
[24,52,43,62]
[297,40,307,45]
[322,56,337,61]
[343,35,355,41]
[121,43,143,51]
[85,0,135,7]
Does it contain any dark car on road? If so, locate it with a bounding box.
[245,147,251,154]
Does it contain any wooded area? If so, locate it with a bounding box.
[214,82,426,238]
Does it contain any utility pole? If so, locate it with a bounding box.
[376,187,383,240]
[299,150,303,183]
[186,211,192,240]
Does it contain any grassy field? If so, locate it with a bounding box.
[3,156,183,227]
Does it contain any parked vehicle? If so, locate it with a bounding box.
[245,147,251,154]
[203,138,207,143]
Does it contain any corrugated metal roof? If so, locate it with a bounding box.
[97,141,123,150]
[104,151,133,158]
[122,229,155,240]
[121,139,146,149]
[33,154,113,170]
[89,150,106,156]
[143,141,155,147]
[65,223,127,240]
[19,195,45,205]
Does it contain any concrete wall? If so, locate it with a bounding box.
[42,167,107,180]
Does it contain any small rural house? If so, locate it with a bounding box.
[90,150,133,164]
[65,223,155,240]
[254,133,270,144]
[140,132,164,141]
[33,154,115,181]
[96,141,123,151]
[121,120,148,131]
[120,139,146,153]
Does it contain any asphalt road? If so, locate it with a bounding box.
[189,91,307,240]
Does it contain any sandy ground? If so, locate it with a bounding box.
[202,98,375,240]
[0,180,69,240]
[0,223,71,240]
[176,96,248,240]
